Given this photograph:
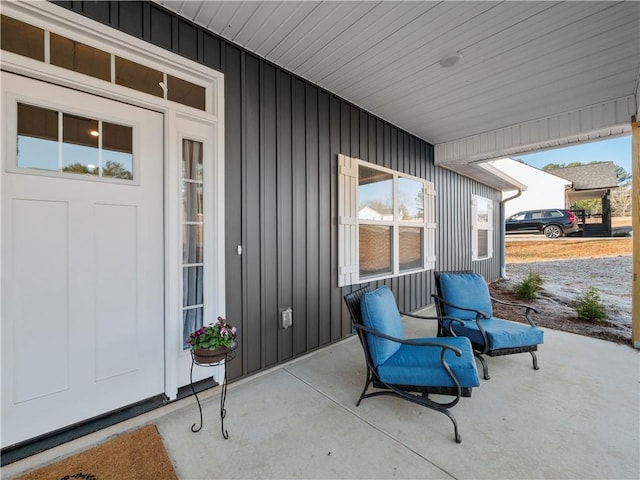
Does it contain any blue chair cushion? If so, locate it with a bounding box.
[438,273,493,320]
[360,286,403,366]
[444,317,544,349]
[378,336,480,388]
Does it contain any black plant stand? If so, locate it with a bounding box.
[189,346,237,439]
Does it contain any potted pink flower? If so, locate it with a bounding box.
[186,316,238,364]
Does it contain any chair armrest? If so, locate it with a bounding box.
[353,323,463,357]
[431,294,491,319]
[490,296,539,327]
[400,311,465,327]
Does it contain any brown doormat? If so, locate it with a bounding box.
[15,424,177,480]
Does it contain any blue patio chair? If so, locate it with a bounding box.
[432,271,544,380]
[343,285,480,443]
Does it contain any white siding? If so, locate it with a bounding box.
[488,158,571,217]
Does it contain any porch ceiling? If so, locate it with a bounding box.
[155,1,640,189]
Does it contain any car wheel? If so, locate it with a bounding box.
[543,225,563,238]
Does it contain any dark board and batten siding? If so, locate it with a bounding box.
[58,1,503,381]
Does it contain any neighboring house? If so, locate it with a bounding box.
[547,162,619,236]
[547,162,619,205]
[358,206,394,221]
[486,158,572,217]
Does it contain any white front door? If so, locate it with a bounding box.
[1,73,165,447]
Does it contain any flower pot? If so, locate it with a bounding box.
[192,342,237,364]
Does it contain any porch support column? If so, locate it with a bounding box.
[632,119,639,349]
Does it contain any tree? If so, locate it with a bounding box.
[62,162,97,175]
[614,164,631,184]
[102,160,133,180]
[542,163,566,170]
[610,184,632,216]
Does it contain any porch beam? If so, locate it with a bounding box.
[632,119,639,349]
[435,96,635,165]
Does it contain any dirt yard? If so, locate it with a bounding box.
[489,222,633,345]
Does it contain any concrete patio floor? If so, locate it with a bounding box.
[4,315,639,479]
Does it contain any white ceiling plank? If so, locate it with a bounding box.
[154,0,640,149]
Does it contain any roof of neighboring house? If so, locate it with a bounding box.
[546,162,618,190]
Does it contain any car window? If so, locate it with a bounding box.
[531,212,545,219]
[548,211,563,218]
[511,213,525,221]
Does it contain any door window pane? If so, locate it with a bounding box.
[399,227,423,271]
[102,122,133,179]
[17,103,58,171]
[16,103,134,181]
[62,114,99,174]
[359,225,392,278]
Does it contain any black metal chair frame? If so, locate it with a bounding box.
[344,286,476,443]
[432,271,540,380]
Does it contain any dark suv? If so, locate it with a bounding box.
[505,209,579,238]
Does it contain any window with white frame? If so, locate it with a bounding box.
[182,139,205,347]
[338,154,436,286]
[471,194,493,261]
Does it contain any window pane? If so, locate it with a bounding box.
[398,177,424,222]
[50,33,111,82]
[477,230,488,258]
[17,103,58,170]
[62,114,99,175]
[167,75,206,111]
[115,56,163,97]
[358,165,393,220]
[399,227,423,271]
[476,196,490,259]
[183,266,204,307]
[359,225,392,278]
[1,15,44,61]
[102,122,133,179]
[183,182,203,222]
[183,307,203,349]
[183,140,203,181]
[183,224,203,264]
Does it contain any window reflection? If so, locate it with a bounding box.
[17,103,58,171]
[398,177,424,222]
[16,103,133,180]
[62,114,99,174]
[358,165,393,220]
[102,122,133,179]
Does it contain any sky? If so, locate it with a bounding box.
[516,135,632,175]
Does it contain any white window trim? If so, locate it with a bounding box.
[471,194,494,261]
[1,1,226,400]
[338,154,436,287]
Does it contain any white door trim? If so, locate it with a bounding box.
[1,1,225,403]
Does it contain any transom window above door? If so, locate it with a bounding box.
[15,102,134,181]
